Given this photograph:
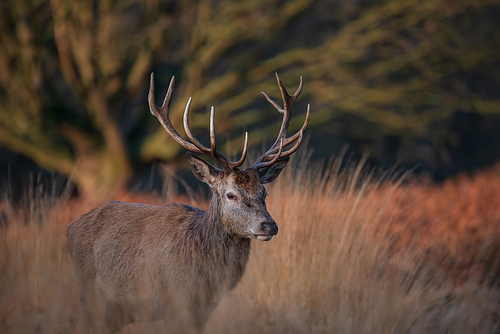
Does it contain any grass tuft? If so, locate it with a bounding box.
[1,153,499,333]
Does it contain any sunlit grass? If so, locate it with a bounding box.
[1,154,499,333]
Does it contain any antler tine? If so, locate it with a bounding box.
[263,130,303,163]
[181,96,246,171]
[257,109,308,165]
[210,106,216,153]
[252,75,308,169]
[276,72,303,111]
[183,97,211,154]
[279,103,310,148]
[260,91,284,114]
[259,104,309,158]
[149,73,202,153]
[209,106,247,171]
[228,132,248,169]
[252,139,284,170]
[264,74,303,154]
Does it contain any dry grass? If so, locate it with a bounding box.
[1,155,499,333]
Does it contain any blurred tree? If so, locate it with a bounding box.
[0,0,315,196]
[0,0,499,196]
[0,0,171,195]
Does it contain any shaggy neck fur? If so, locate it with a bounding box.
[177,194,251,303]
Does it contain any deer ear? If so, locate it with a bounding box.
[186,152,221,186]
[257,157,289,184]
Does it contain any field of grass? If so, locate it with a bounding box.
[1,154,499,333]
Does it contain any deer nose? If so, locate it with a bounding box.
[261,222,278,235]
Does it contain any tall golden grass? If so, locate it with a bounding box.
[1,153,499,333]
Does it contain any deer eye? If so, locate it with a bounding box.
[226,193,237,200]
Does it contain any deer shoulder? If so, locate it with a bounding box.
[67,73,310,333]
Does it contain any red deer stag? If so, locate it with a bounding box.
[67,73,310,333]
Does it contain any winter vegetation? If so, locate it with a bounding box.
[1,153,499,333]
[1,0,499,332]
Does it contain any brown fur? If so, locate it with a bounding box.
[67,167,276,334]
[232,169,261,191]
[69,73,306,333]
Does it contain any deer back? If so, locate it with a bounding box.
[67,73,310,333]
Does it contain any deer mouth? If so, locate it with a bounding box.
[252,234,274,241]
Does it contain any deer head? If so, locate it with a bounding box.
[148,73,310,241]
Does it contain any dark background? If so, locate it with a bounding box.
[1,0,499,200]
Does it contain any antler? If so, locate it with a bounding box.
[148,73,248,171]
[251,73,310,169]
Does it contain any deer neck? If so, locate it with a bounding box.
[197,196,242,244]
[184,196,251,292]
[204,195,251,254]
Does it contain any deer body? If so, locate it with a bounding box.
[69,200,250,332]
[68,73,309,333]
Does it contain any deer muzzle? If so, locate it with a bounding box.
[251,221,276,241]
[261,221,278,236]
